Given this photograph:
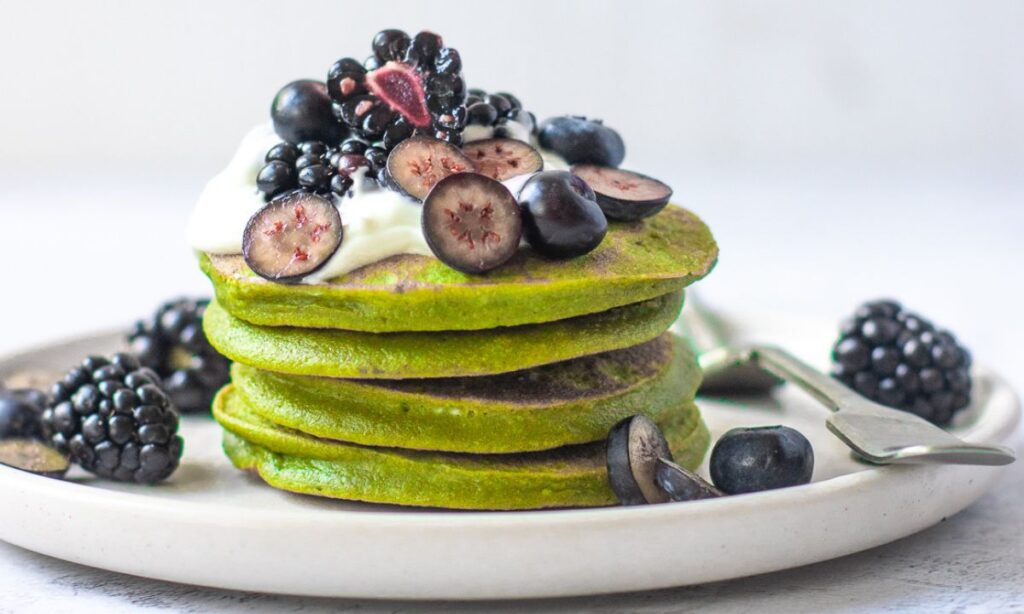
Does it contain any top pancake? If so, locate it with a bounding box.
[201,205,717,332]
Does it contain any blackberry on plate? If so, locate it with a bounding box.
[327,29,467,152]
[831,299,973,426]
[465,88,536,139]
[41,353,183,484]
[128,298,230,414]
[257,140,371,200]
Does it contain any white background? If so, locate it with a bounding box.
[0,1,1021,611]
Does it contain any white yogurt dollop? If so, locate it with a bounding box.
[187,124,281,254]
[187,123,569,282]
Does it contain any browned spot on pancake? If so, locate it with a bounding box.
[368,334,673,404]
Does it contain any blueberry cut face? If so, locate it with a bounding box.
[242,192,343,283]
[570,165,672,222]
[0,439,70,479]
[385,136,473,201]
[709,426,814,495]
[462,139,543,182]
[421,173,522,274]
[606,414,673,505]
[654,458,723,502]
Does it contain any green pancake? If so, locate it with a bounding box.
[205,291,684,380]
[215,386,709,510]
[231,333,701,453]
[202,206,717,332]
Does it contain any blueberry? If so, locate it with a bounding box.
[271,80,346,145]
[570,165,673,222]
[709,426,814,495]
[606,415,673,505]
[537,116,626,167]
[0,391,45,439]
[517,171,608,259]
[0,440,69,479]
[421,173,522,274]
[654,458,723,502]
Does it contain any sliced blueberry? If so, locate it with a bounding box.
[385,136,473,201]
[421,173,522,274]
[709,426,814,495]
[538,116,625,167]
[462,138,543,182]
[606,414,673,505]
[569,165,672,221]
[654,458,724,502]
[242,191,343,283]
[517,171,608,259]
[0,439,70,479]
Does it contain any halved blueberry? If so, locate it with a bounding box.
[570,165,672,221]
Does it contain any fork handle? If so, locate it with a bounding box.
[745,345,862,412]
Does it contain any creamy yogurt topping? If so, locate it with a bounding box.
[187,123,567,282]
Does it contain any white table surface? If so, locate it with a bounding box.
[0,163,1021,613]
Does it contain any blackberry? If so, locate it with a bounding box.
[128,298,230,415]
[257,140,372,200]
[831,299,973,426]
[327,29,467,152]
[465,89,536,138]
[41,353,183,484]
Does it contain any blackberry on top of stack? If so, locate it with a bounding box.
[191,29,720,509]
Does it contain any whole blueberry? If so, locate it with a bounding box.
[0,390,46,439]
[537,116,626,167]
[709,426,814,494]
[271,80,347,145]
[517,171,608,259]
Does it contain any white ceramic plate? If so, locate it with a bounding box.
[0,313,1018,600]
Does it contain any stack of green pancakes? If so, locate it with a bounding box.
[201,206,718,510]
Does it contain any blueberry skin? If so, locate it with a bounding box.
[517,171,608,259]
[537,116,626,167]
[271,80,347,145]
[0,391,44,439]
[710,426,814,494]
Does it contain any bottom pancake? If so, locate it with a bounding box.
[214,386,709,510]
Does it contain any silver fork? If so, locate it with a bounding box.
[679,298,1016,466]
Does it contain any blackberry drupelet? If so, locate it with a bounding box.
[465,88,536,137]
[41,353,183,484]
[327,29,467,152]
[128,298,230,414]
[831,299,973,426]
